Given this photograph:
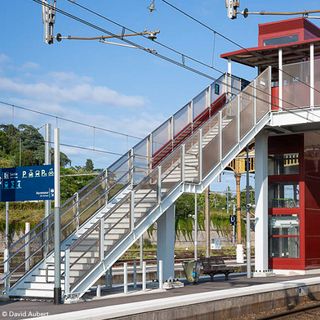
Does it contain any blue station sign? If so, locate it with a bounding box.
[0,165,54,202]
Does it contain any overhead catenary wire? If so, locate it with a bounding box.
[61,0,320,122]
[159,0,320,98]
[0,100,142,140]
[31,1,320,132]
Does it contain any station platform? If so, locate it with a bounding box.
[1,273,320,320]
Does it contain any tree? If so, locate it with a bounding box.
[85,159,94,171]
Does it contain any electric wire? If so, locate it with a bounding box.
[60,0,320,122]
[160,0,320,97]
[0,100,142,140]
[31,1,320,132]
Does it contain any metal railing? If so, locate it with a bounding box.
[63,68,271,297]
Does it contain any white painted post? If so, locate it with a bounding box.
[158,260,163,289]
[253,131,270,277]
[44,123,51,257]
[130,190,135,231]
[123,262,128,294]
[4,202,9,292]
[310,43,315,109]
[253,80,257,125]
[53,128,61,304]
[157,166,162,203]
[64,248,70,296]
[75,192,79,231]
[147,134,153,174]
[133,261,137,289]
[25,222,30,272]
[278,48,283,111]
[142,261,147,291]
[219,111,223,161]
[100,219,104,261]
[194,193,198,261]
[237,95,241,142]
[181,144,185,182]
[228,59,232,97]
[96,285,101,298]
[199,129,203,182]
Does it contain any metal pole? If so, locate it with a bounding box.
[159,260,163,289]
[133,261,137,289]
[142,261,146,291]
[205,187,210,258]
[53,128,61,304]
[44,123,51,257]
[246,146,251,279]
[4,202,9,292]
[232,204,236,245]
[310,43,315,109]
[278,48,283,111]
[64,248,70,296]
[194,193,198,261]
[25,222,30,272]
[123,262,128,294]
[139,235,143,267]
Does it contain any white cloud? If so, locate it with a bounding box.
[0,75,146,108]
[21,62,39,70]
[0,53,9,64]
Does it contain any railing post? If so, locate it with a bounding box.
[278,48,283,111]
[25,222,30,272]
[133,260,137,289]
[189,101,194,132]
[269,67,272,111]
[199,129,203,182]
[207,86,212,117]
[130,190,135,231]
[142,261,147,291]
[253,79,257,125]
[99,219,105,261]
[4,201,10,293]
[147,134,153,174]
[74,192,80,231]
[157,166,162,204]
[237,95,241,143]
[104,170,109,203]
[129,148,134,188]
[64,248,70,296]
[310,43,315,110]
[219,110,223,161]
[158,260,163,290]
[123,262,128,294]
[170,116,174,150]
[181,144,185,182]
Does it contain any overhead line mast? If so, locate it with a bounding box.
[41,0,159,45]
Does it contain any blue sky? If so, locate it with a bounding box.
[1,0,319,191]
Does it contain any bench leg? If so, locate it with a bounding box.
[210,275,214,281]
[225,273,229,280]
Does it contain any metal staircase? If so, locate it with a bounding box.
[2,67,271,301]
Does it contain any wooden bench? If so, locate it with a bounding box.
[199,256,234,281]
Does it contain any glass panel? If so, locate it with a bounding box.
[161,148,182,199]
[222,99,238,158]
[240,86,254,139]
[268,153,299,175]
[173,104,189,136]
[193,89,207,119]
[264,34,298,46]
[268,182,300,208]
[152,120,170,155]
[133,138,149,185]
[256,68,271,121]
[211,74,226,103]
[283,61,310,109]
[202,113,220,177]
[184,132,200,183]
[134,170,159,227]
[269,215,300,258]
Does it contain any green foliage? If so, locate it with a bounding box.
[0,124,71,168]
[85,159,94,171]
